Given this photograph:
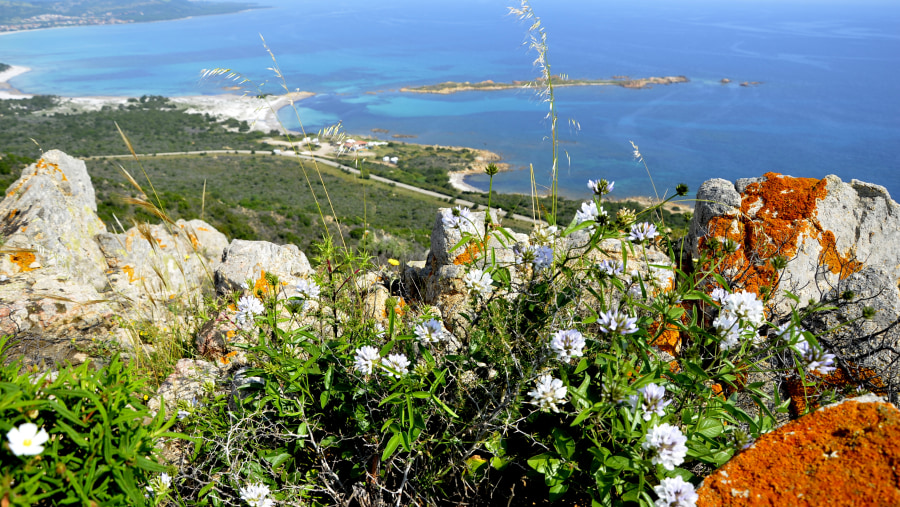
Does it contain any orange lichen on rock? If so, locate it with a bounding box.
[9,252,36,272]
[121,265,141,283]
[697,398,900,507]
[650,321,682,356]
[700,173,861,298]
[452,239,486,265]
[253,270,271,298]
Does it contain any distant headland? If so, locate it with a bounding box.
[399,75,689,94]
[0,0,258,33]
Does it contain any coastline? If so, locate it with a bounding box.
[0,70,691,211]
[0,65,33,99]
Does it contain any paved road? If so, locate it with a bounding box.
[90,150,542,225]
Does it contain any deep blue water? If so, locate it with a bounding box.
[2,0,898,199]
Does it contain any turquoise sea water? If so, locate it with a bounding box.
[1,0,898,199]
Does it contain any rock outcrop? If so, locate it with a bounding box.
[689,173,900,311]
[214,239,313,297]
[697,395,900,506]
[0,151,228,366]
[689,172,900,400]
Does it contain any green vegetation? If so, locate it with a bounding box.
[0,63,10,73]
[401,75,689,94]
[0,0,257,30]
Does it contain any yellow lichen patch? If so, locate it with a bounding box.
[198,227,209,232]
[10,252,36,272]
[6,209,19,221]
[121,265,141,283]
[697,400,900,506]
[219,350,238,365]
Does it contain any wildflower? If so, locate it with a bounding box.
[177,410,190,420]
[528,374,567,413]
[653,476,698,507]
[388,258,400,266]
[722,290,765,328]
[415,318,445,344]
[616,208,637,228]
[239,482,275,507]
[353,346,381,375]
[574,200,605,229]
[794,339,837,375]
[710,287,729,304]
[146,472,173,497]
[597,308,639,335]
[235,295,265,326]
[464,268,494,298]
[587,178,614,195]
[638,383,671,421]
[597,259,623,276]
[627,284,644,299]
[549,329,586,362]
[295,279,320,300]
[6,423,50,456]
[374,322,386,339]
[531,224,558,246]
[629,222,659,243]
[643,423,688,470]
[712,312,743,351]
[382,353,410,378]
[532,245,553,271]
[442,206,476,233]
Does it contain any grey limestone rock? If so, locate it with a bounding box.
[214,239,313,296]
[0,150,109,290]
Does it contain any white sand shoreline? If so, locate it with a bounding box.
[0,65,34,99]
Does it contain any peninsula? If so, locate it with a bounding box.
[399,75,689,94]
[0,0,258,33]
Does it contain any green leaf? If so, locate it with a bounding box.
[695,418,724,439]
[574,358,590,375]
[265,452,292,470]
[604,455,630,470]
[552,428,576,460]
[382,432,403,461]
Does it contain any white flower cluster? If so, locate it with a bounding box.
[353,346,411,379]
[239,482,275,507]
[515,244,554,271]
[782,325,837,375]
[597,259,623,277]
[549,329,586,362]
[295,279,321,300]
[598,308,639,335]
[530,224,558,246]
[442,206,477,234]
[587,178,614,195]
[145,473,173,498]
[637,383,672,421]
[653,476,698,507]
[528,374,567,413]
[464,268,494,298]
[574,201,606,232]
[713,290,766,350]
[629,222,659,243]
[235,295,265,326]
[415,318,447,344]
[643,423,688,471]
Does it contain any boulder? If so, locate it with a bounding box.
[688,173,900,312]
[149,358,219,414]
[214,239,313,297]
[697,395,900,506]
[0,150,108,289]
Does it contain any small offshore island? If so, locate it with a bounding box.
[0,0,257,33]
[400,75,689,94]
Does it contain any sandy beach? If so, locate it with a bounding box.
[0,65,34,99]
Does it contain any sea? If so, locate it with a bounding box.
[1,0,899,200]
